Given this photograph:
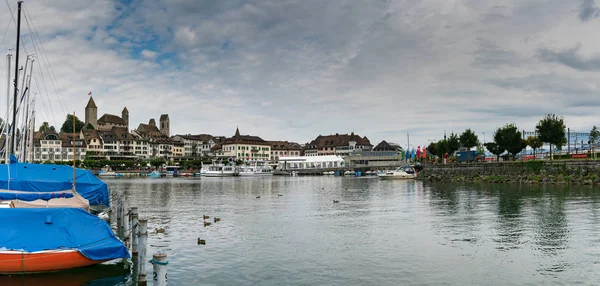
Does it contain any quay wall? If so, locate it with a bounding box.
[418,160,600,185]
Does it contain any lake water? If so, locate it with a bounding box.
[4,176,600,285]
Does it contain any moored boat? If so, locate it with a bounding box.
[377,165,416,180]
[238,162,273,176]
[202,164,237,177]
[0,208,129,274]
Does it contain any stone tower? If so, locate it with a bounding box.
[159,114,170,137]
[149,118,156,127]
[85,96,98,128]
[122,107,129,131]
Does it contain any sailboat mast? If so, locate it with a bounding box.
[5,53,11,162]
[22,60,33,162]
[11,1,23,155]
[72,112,76,191]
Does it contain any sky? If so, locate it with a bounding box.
[1,0,600,148]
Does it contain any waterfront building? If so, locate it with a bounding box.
[277,155,345,170]
[32,131,86,162]
[373,140,403,152]
[304,132,372,157]
[268,141,302,163]
[215,128,271,162]
[173,141,184,158]
[172,134,218,157]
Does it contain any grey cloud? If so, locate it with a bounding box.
[538,44,600,71]
[580,0,600,21]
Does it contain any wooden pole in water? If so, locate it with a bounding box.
[152,253,168,286]
[131,207,139,254]
[123,199,130,246]
[138,219,148,285]
[117,194,123,239]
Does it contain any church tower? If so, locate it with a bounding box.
[122,107,129,131]
[85,96,98,128]
[159,114,170,137]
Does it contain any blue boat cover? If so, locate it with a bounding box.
[0,208,129,261]
[0,162,109,206]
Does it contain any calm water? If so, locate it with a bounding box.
[6,176,600,285]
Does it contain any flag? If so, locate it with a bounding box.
[422,148,427,158]
[88,91,92,95]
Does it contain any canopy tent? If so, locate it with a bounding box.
[0,208,128,261]
[0,162,109,207]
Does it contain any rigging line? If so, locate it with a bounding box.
[23,5,68,114]
[32,77,54,126]
[0,6,15,48]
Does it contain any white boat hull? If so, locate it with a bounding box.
[377,174,415,180]
[238,172,274,176]
[203,172,236,177]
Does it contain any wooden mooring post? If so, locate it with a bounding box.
[138,219,148,285]
[131,207,139,255]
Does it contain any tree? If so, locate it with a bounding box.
[485,142,503,161]
[60,114,85,133]
[426,142,437,156]
[436,139,448,157]
[447,133,460,155]
[493,123,523,160]
[536,114,566,160]
[459,128,479,149]
[39,122,56,133]
[590,126,600,159]
[525,136,543,159]
[476,143,485,155]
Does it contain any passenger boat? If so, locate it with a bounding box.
[98,166,122,177]
[203,164,237,177]
[238,161,273,176]
[0,208,129,274]
[377,165,416,180]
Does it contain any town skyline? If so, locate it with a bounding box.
[2,1,600,148]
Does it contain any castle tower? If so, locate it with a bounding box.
[85,96,98,128]
[122,107,129,131]
[159,114,170,137]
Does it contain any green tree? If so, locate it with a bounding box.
[60,114,85,133]
[38,122,56,133]
[436,139,448,157]
[447,133,460,154]
[536,114,566,160]
[485,142,503,161]
[459,128,479,149]
[525,136,543,159]
[494,124,523,160]
[426,141,437,156]
[590,126,600,159]
[476,143,485,155]
[150,158,165,169]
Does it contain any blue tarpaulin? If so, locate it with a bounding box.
[0,162,109,206]
[0,208,129,261]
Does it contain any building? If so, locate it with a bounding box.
[304,132,372,156]
[277,155,345,170]
[268,141,302,162]
[32,131,86,162]
[159,114,170,137]
[215,128,271,162]
[172,141,184,158]
[373,140,403,152]
[84,96,129,131]
[172,134,218,157]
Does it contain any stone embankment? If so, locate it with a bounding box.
[417,160,600,185]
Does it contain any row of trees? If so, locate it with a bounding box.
[426,114,568,161]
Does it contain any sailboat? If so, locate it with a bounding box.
[0,1,128,273]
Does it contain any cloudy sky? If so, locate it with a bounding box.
[1,0,600,148]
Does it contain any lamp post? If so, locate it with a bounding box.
[482,132,486,145]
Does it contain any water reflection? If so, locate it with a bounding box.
[94,177,600,284]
